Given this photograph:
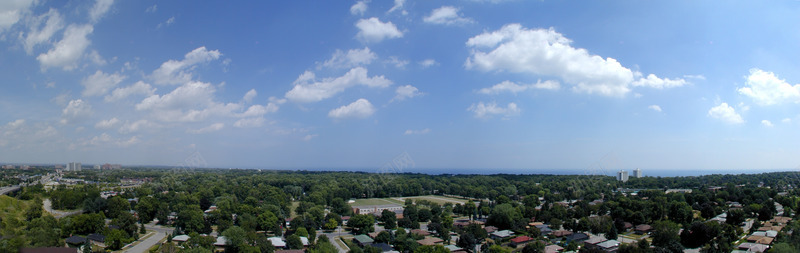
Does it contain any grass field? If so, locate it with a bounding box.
[350,195,469,207]
[0,195,29,221]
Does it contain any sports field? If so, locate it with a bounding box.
[350,195,470,207]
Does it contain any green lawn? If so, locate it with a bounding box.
[396,195,469,205]
[0,195,29,221]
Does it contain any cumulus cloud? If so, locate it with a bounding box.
[419,59,438,68]
[95,117,120,129]
[136,82,215,111]
[393,85,422,101]
[478,80,560,95]
[105,81,156,102]
[82,70,125,96]
[761,120,773,127]
[243,89,257,103]
[0,0,35,33]
[321,47,377,69]
[61,99,93,124]
[328,98,376,119]
[37,24,93,71]
[737,68,800,106]
[356,17,403,43]
[386,56,409,69]
[350,0,368,15]
[387,0,407,15]
[82,133,139,148]
[708,102,744,124]
[404,128,431,135]
[648,105,662,112]
[424,6,473,25]
[465,24,686,97]
[468,102,520,119]
[119,119,157,134]
[89,0,114,23]
[234,117,265,128]
[285,67,392,103]
[631,74,688,89]
[22,9,64,54]
[188,122,224,134]
[151,46,222,85]
[782,118,791,124]
[303,134,318,141]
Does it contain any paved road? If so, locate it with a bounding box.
[43,198,83,218]
[321,227,350,253]
[0,185,20,195]
[123,231,166,253]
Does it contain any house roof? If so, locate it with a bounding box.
[172,235,190,242]
[20,248,78,253]
[737,243,769,253]
[276,250,305,253]
[372,243,395,252]
[87,233,105,242]
[416,237,444,246]
[552,230,572,237]
[565,233,588,242]
[411,229,431,236]
[214,236,228,246]
[584,236,607,245]
[491,230,514,238]
[484,226,498,233]
[544,244,564,253]
[65,236,86,245]
[269,237,287,248]
[635,224,652,231]
[596,240,620,249]
[746,235,773,245]
[444,245,464,252]
[300,237,309,246]
[354,234,374,244]
[510,236,534,244]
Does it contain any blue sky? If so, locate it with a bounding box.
[1,0,800,173]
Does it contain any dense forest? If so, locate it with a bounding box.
[1,168,800,253]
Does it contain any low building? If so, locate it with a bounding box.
[595,239,620,252]
[416,237,444,246]
[268,237,287,249]
[490,230,514,240]
[509,236,535,247]
[372,243,395,252]
[352,204,404,215]
[20,248,78,253]
[173,235,190,243]
[634,224,652,235]
[354,234,374,247]
[551,230,572,237]
[737,243,769,253]
[444,245,467,253]
[565,233,589,243]
[544,244,564,253]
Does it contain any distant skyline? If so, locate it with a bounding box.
[2,1,800,171]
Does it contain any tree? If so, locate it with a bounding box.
[308,235,337,253]
[287,234,304,249]
[177,206,207,234]
[418,209,433,222]
[296,227,309,237]
[488,204,522,230]
[222,226,248,253]
[324,218,339,231]
[112,211,139,237]
[487,245,511,253]
[522,241,545,253]
[136,196,158,223]
[375,231,392,244]
[25,199,43,221]
[27,216,62,247]
[348,214,375,234]
[652,220,682,253]
[414,245,449,253]
[726,208,745,226]
[107,196,130,219]
[380,209,397,229]
[106,229,130,250]
[259,210,279,232]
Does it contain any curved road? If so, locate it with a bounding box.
[43,199,83,218]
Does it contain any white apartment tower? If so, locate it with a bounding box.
[617,170,629,182]
[67,162,82,171]
[633,168,643,178]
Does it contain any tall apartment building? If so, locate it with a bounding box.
[66,162,82,171]
[617,170,629,182]
[632,168,642,178]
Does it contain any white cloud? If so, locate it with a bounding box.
[393,85,422,101]
[466,24,686,97]
[0,0,35,33]
[87,50,106,65]
[157,16,175,29]
[6,119,25,129]
[240,104,278,117]
[683,74,706,80]
[761,120,773,127]
[468,102,520,119]
[404,128,431,135]
[707,102,744,124]
[387,0,407,15]
[648,105,662,112]
[424,6,473,25]
[61,99,93,124]
[782,118,791,124]
[386,56,409,68]
[22,9,64,54]
[188,123,224,134]
[37,24,93,71]
[350,0,368,15]
[234,117,265,128]
[321,47,377,69]
[82,70,125,97]
[285,67,392,103]
[136,81,217,118]
[89,0,114,23]
[631,74,688,89]
[303,134,318,141]
[478,80,560,95]
[737,68,800,106]
[151,46,222,85]
[82,133,140,148]
[145,4,157,13]
[105,81,156,102]
[119,119,157,134]
[419,59,438,68]
[328,98,376,119]
[355,17,403,43]
[243,89,257,103]
[95,117,120,129]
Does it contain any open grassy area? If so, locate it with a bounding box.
[0,195,30,221]
[350,198,403,207]
[396,195,469,205]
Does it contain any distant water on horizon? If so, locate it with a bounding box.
[287,167,798,177]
